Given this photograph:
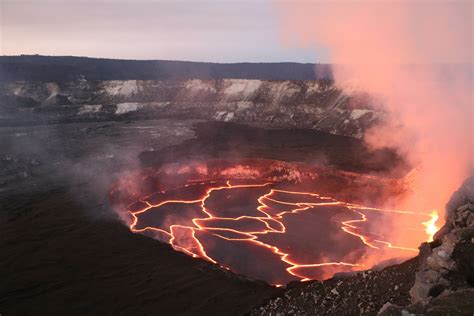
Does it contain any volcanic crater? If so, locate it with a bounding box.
[111,158,437,285]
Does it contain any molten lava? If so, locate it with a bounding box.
[423,211,439,242]
[123,175,438,285]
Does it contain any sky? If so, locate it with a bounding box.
[0,0,323,63]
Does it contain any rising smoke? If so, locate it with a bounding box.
[276,0,473,219]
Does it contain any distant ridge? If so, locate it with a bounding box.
[0,55,332,82]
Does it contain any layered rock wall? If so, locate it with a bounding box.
[0,79,381,138]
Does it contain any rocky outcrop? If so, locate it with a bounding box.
[409,177,474,304]
[0,79,381,138]
[378,178,474,315]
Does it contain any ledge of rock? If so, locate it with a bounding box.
[409,177,474,304]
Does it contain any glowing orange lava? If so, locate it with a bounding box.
[127,180,438,284]
[423,211,439,242]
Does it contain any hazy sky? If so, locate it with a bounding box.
[0,0,323,62]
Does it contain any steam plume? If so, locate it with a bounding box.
[276,1,473,219]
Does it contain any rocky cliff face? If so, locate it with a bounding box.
[409,177,474,304]
[0,79,381,138]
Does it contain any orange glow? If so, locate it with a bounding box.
[422,211,439,242]
[126,180,437,284]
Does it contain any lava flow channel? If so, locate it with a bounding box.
[128,181,438,285]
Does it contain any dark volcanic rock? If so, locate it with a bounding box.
[380,288,474,316]
[251,259,418,316]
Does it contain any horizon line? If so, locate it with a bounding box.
[2,54,471,66]
[0,54,326,65]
